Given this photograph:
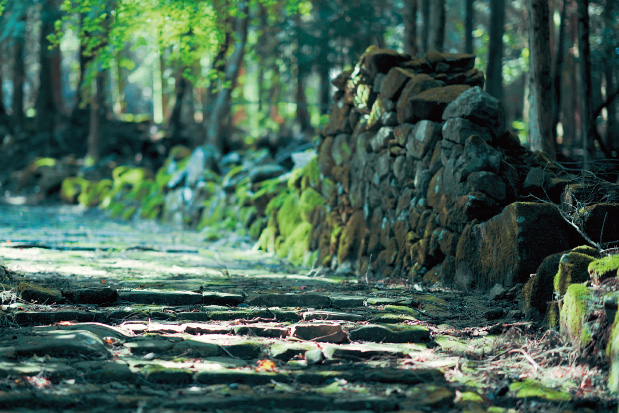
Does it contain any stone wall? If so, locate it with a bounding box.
[315,46,611,288]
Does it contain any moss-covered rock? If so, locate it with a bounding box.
[553,251,596,297]
[608,310,619,393]
[455,202,583,289]
[589,254,619,284]
[17,282,63,304]
[337,211,368,263]
[559,283,592,349]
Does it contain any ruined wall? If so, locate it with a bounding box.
[315,47,593,287]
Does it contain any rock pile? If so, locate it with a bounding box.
[315,46,617,288]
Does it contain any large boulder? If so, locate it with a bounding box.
[455,202,584,289]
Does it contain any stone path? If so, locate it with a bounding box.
[0,205,615,412]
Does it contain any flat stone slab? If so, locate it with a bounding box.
[202,292,244,306]
[322,344,407,360]
[35,322,133,339]
[12,310,103,325]
[196,369,292,385]
[0,362,77,380]
[348,324,430,343]
[234,324,289,338]
[246,293,331,308]
[302,310,364,322]
[269,342,318,360]
[172,338,221,357]
[123,339,175,354]
[63,287,119,304]
[329,295,367,308]
[0,330,111,359]
[118,290,203,305]
[290,323,348,343]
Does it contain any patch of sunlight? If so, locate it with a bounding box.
[235,272,343,284]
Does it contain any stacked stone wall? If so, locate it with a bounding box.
[315,47,602,287]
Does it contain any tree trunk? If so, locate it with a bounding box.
[0,41,7,124]
[12,23,26,131]
[421,0,430,53]
[551,0,567,144]
[603,0,616,155]
[465,0,475,54]
[429,0,446,51]
[206,3,249,151]
[203,24,231,123]
[403,0,418,56]
[527,0,556,159]
[295,12,311,132]
[86,69,106,163]
[578,0,595,168]
[36,0,61,154]
[486,0,505,101]
[168,69,188,135]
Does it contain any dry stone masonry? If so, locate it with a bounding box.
[316,46,617,289]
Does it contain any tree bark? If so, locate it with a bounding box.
[403,0,418,56]
[86,69,106,163]
[551,0,567,144]
[465,0,475,54]
[12,20,26,131]
[429,0,446,51]
[527,0,556,159]
[168,69,188,135]
[206,3,249,151]
[36,0,61,154]
[486,0,505,101]
[421,0,430,53]
[603,0,616,155]
[203,22,231,123]
[577,0,595,168]
[295,12,311,132]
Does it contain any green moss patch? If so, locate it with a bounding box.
[509,379,571,401]
[589,254,619,284]
[559,283,591,348]
[553,251,596,297]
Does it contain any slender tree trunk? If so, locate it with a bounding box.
[203,24,231,123]
[527,0,556,159]
[0,41,7,123]
[86,69,106,163]
[168,69,187,135]
[36,0,61,154]
[429,0,446,51]
[486,0,505,101]
[295,12,311,132]
[578,0,595,168]
[551,0,567,144]
[465,0,475,54]
[12,25,26,131]
[403,0,418,56]
[603,0,616,154]
[206,3,249,151]
[421,0,430,53]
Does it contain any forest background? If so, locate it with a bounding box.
[0,0,616,181]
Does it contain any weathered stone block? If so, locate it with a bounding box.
[407,85,470,122]
[396,75,443,123]
[442,117,493,145]
[442,86,505,136]
[381,67,417,100]
[406,120,442,160]
[455,202,583,289]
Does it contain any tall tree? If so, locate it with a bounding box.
[206,2,249,151]
[421,0,430,53]
[602,0,616,154]
[35,0,62,153]
[11,10,26,131]
[403,0,418,56]
[577,0,595,168]
[465,0,474,54]
[428,0,446,51]
[527,0,556,159]
[294,9,311,132]
[551,0,568,144]
[486,0,505,101]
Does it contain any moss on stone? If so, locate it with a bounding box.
[559,283,591,348]
[509,379,571,401]
[553,251,596,297]
[589,254,619,283]
[607,310,619,393]
[278,222,313,266]
[337,211,367,263]
[60,177,90,204]
[78,179,113,207]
